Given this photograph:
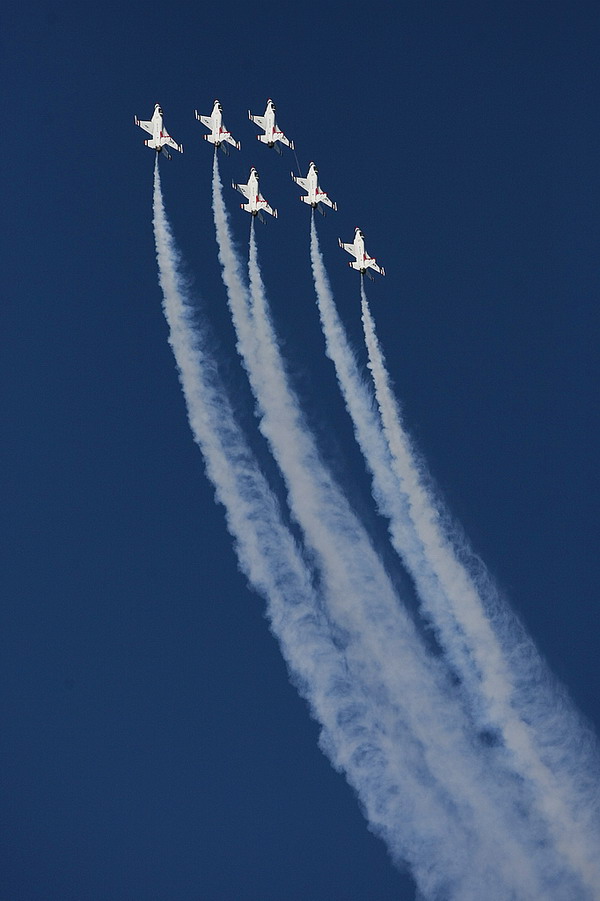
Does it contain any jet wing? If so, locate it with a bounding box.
[339,240,356,256]
[233,182,251,199]
[257,198,277,218]
[273,129,293,148]
[368,260,385,276]
[291,173,308,190]
[135,117,153,135]
[318,193,336,210]
[248,112,266,129]
[196,112,213,129]
[163,134,183,153]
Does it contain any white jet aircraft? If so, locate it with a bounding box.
[194,100,240,153]
[291,162,337,215]
[339,228,386,279]
[134,103,183,159]
[248,99,294,153]
[232,167,278,222]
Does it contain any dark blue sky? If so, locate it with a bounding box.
[2,2,599,899]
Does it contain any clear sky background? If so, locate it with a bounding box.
[2,2,599,899]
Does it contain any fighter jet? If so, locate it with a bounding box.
[194,100,240,153]
[291,162,337,215]
[232,167,278,222]
[134,103,183,159]
[248,99,294,154]
[339,228,386,279]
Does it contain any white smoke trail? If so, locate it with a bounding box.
[153,161,495,900]
[312,214,600,896]
[311,221,598,884]
[209,159,572,898]
[309,218,483,703]
[153,163,473,898]
[359,280,600,895]
[311,212,600,891]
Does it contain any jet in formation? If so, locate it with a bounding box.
[233,167,277,222]
[291,162,337,215]
[248,99,294,154]
[134,104,183,159]
[339,228,386,278]
[195,100,240,153]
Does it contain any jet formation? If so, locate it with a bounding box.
[134,99,385,277]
